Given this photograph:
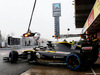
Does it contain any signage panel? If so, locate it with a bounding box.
[88,9,94,26]
[53,3,61,17]
[83,0,100,33]
[53,3,61,12]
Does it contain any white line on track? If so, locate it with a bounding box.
[86,67,100,75]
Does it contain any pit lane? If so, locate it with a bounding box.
[21,57,100,75]
[0,47,34,75]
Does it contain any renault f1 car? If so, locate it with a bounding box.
[3,41,99,71]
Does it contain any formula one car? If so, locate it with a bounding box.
[3,41,99,71]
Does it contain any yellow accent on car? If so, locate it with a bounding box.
[93,39,97,41]
[45,50,55,53]
[77,45,81,48]
[25,74,29,75]
[56,41,81,48]
[22,50,35,53]
[56,41,72,45]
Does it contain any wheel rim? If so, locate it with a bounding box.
[66,54,81,70]
[9,57,11,61]
[9,52,13,62]
[27,54,31,60]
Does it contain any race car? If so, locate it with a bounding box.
[3,41,99,71]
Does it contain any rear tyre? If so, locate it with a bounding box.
[9,51,18,63]
[66,53,82,70]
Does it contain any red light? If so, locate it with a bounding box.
[24,34,28,37]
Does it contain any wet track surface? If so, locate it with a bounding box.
[0,60,33,75]
[21,58,100,75]
[0,48,100,75]
[0,48,34,75]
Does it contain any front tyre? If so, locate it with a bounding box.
[66,53,82,70]
[9,51,18,63]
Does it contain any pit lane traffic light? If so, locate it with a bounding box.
[23,32,35,37]
[23,33,28,37]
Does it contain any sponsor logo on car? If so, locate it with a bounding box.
[56,51,71,54]
[82,47,93,50]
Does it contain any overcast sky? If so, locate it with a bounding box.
[0,0,82,41]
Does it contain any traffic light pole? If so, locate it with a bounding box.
[27,0,37,32]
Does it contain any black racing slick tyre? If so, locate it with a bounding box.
[66,53,83,71]
[9,51,18,63]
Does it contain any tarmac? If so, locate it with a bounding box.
[21,51,100,75]
[1,46,100,75]
[21,57,100,75]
